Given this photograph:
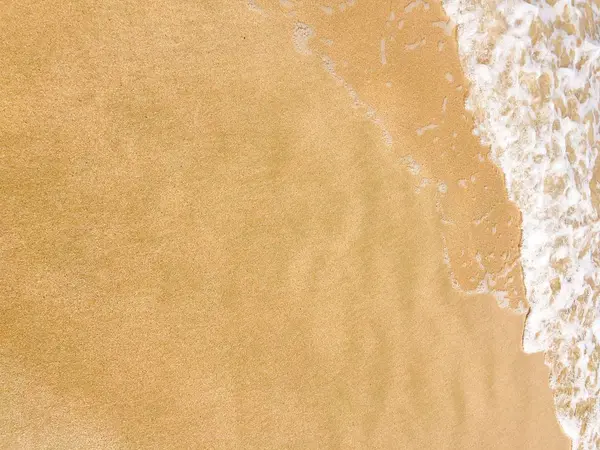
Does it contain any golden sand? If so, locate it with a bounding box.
[0,0,568,448]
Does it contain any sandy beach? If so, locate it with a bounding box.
[1,0,569,448]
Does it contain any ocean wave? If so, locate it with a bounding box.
[442,0,600,447]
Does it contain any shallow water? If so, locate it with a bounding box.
[443,0,600,447]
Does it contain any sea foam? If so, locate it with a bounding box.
[442,0,600,448]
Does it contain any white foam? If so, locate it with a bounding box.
[404,0,430,14]
[381,38,387,65]
[416,123,438,136]
[292,22,314,56]
[442,0,600,447]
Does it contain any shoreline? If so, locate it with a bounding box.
[0,0,570,447]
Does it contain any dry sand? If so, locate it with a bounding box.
[0,0,568,448]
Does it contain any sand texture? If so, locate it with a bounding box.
[0,0,568,448]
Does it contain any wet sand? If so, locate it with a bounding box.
[0,0,568,448]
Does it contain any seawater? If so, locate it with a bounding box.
[442,0,600,447]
